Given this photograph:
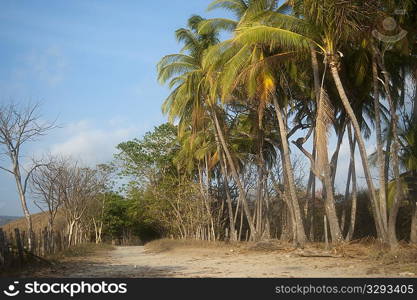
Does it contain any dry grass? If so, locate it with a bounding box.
[147,238,305,254]
[145,238,417,270]
[0,211,66,236]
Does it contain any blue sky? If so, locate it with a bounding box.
[0,0,234,216]
[0,0,375,217]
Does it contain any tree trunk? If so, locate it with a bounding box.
[68,220,76,246]
[272,95,306,246]
[309,48,342,243]
[220,154,238,241]
[13,165,33,251]
[48,217,54,253]
[372,52,388,236]
[346,124,358,241]
[322,161,343,243]
[329,58,386,241]
[255,129,266,236]
[330,123,346,188]
[380,61,402,248]
[308,46,319,241]
[211,109,258,240]
[411,202,417,244]
[204,157,216,241]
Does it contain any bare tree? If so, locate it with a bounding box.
[59,163,101,246]
[90,163,116,244]
[30,155,67,252]
[0,102,54,251]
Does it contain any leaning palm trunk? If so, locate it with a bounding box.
[211,109,258,240]
[272,94,307,246]
[329,55,386,241]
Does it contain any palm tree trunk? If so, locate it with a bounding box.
[272,94,307,246]
[322,161,343,242]
[329,59,386,241]
[198,162,216,241]
[219,147,238,241]
[309,46,320,240]
[204,157,216,241]
[372,52,388,235]
[278,150,297,242]
[330,123,346,188]
[211,109,258,240]
[346,124,358,241]
[309,48,342,243]
[380,61,402,248]
[384,125,393,182]
[255,129,266,236]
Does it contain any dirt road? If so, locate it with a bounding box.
[32,246,417,278]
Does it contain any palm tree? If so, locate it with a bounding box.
[155,0,417,246]
[158,15,260,240]
[220,0,398,243]
[201,0,309,245]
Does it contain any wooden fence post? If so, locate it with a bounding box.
[3,231,10,266]
[0,229,5,266]
[42,227,48,256]
[14,228,24,264]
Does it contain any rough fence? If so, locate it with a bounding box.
[0,227,69,271]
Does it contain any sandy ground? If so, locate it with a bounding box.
[30,246,417,278]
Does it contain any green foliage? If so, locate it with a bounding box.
[115,123,179,187]
[102,192,160,243]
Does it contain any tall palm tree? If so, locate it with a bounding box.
[222,0,397,243]
[202,0,309,245]
[158,15,259,240]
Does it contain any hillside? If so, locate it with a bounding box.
[0,216,20,226]
[0,211,66,236]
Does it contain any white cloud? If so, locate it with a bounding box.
[49,119,142,166]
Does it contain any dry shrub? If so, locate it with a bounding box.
[331,238,386,258]
[369,244,417,265]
